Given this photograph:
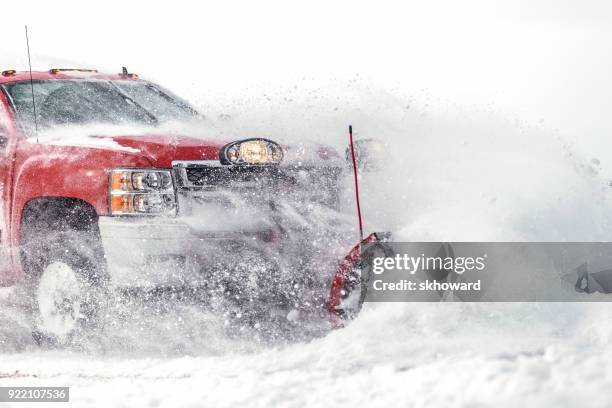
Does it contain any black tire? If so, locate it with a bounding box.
[20,201,108,346]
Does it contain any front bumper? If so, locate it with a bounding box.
[98,216,276,288]
[99,160,345,293]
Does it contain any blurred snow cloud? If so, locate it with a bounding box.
[1,0,611,153]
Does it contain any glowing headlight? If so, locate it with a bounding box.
[220,138,283,165]
[109,169,176,215]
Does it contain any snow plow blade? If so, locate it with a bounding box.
[327,232,392,328]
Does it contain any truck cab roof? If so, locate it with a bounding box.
[0,69,142,84]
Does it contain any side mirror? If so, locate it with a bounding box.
[346,138,387,171]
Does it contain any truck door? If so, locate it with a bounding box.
[0,91,17,282]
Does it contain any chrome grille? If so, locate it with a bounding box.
[172,160,342,214]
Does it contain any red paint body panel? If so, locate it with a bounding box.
[112,135,225,167]
[0,87,19,282]
[11,141,152,225]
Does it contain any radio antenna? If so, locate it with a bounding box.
[25,25,38,143]
[348,125,364,241]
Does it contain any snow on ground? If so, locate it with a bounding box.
[2,303,612,407]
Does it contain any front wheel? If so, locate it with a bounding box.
[20,204,109,346]
[33,259,95,343]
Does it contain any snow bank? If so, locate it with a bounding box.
[2,303,612,407]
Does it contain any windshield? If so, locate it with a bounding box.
[2,79,200,135]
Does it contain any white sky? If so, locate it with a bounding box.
[1,0,611,142]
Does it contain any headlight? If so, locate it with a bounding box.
[220,138,283,165]
[109,169,176,215]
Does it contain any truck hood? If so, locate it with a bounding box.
[114,134,343,168]
[36,129,342,168]
[112,134,225,168]
[35,130,226,168]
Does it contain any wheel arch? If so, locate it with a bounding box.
[20,196,100,235]
[18,196,103,280]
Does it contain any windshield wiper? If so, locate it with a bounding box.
[108,81,159,125]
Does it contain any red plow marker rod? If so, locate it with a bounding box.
[348,125,364,241]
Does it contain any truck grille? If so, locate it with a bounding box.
[172,161,341,213]
[184,165,284,189]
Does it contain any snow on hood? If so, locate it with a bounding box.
[33,122,343,167]
[33,122,236,166]
[35,124,144,153]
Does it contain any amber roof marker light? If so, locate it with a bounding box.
[49,68,98,74]
[1,70,16,76]
[119,67,138,79]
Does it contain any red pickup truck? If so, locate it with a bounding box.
[0,68,368,343]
